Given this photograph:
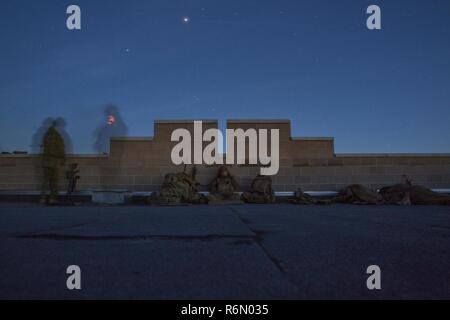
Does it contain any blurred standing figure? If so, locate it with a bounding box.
[40,122,66,204]
[54,117,73,154]
[31,117,54,154]
[93,105,128,154]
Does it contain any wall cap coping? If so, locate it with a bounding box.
[291,137,334,141]
[68,154,109,158]
[2,190,449,197]
[227,119,290,124]
[111,137,154,141]
[155,120,218,124]
[0,154,108,158]
[0,154,37,158]
[92,189,130,193]
[4,152,449,158]
[336,153,450,158]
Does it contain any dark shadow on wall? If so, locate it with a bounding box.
[55,117,73,154]
[31,117,74,154]
[93,105,128,154]
[31,117,54,154]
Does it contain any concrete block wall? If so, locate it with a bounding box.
[1,120,450,192]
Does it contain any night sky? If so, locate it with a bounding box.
[0,0,449,154]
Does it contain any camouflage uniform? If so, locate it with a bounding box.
[242,175,276,204]
[66,163,80,198]
[289,188,335,205]
[380,179,450,205]
[41,126,66,203]
[207,166,241,203]
[149,168,206,205]
[332,184,383,204]
[289,188,320,204]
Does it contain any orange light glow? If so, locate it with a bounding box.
[107,115,116,125]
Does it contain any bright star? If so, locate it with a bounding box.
[183,17,190,23]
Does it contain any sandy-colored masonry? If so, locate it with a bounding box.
[1,120,450,192]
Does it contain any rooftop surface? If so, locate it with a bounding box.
[1,203,449,299]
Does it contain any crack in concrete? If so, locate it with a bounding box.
[229,207,288,274]
[19,221,94,237]
[16,233,255,242]
[428,225,450,230]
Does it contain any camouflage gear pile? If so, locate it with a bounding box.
[41,126,66,203]
[208,166,242,203]
[290,177,450,206]
[333,184,383,205]
[289,189,329,204]
[380,182,450,205]
[149,168,206,205]
[242,175,276,204]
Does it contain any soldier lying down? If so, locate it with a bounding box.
[291,176,450,205]
[379,176,450,205]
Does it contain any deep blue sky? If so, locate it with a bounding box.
[1,0,449,154]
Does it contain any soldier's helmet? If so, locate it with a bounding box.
[164,173,178,184]
[218,165,230,177]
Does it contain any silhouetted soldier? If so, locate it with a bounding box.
[31,117,54,154]
[66,163,80,202]
[40,122,66,204]
[207,166,241,203]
